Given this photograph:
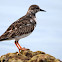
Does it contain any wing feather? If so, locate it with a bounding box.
[0,17,36,41]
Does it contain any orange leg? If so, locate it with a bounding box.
[14,41,27,52]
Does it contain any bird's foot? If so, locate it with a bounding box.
[19,47,27,52]
[20,47,27,50]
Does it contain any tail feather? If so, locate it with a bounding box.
[0,36,8,41]
[0,36,2,41]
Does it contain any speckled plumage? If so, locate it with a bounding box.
[0,5,45,52]
[0,14,36,41]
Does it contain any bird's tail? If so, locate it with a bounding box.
[0,35,8,41]
[0,36,4,41]
[0,36,2,41]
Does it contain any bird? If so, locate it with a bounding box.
[0,5,46,52]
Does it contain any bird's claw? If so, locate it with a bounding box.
[19,47,27,51]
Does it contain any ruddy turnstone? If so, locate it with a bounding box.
[0,5,46,52]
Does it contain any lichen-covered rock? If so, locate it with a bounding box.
[0,49,61,62]
[28,54,60,62]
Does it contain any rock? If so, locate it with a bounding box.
[0,49,61,62]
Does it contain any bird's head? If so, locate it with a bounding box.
[27,5,46,15]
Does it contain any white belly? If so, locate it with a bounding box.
[15,33,31,41]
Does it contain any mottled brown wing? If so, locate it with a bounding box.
[0,18,36,41]
[10,18,36,38]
